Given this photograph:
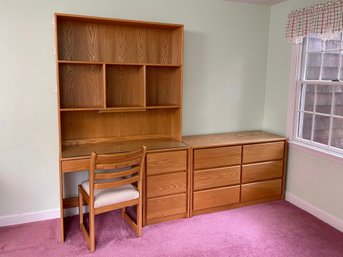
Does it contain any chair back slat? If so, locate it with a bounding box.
[95,158,141,170]
[94,166,140,180]
[94,175,139,190]
[95,149,143,167]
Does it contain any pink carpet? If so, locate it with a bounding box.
[1,201,343,257]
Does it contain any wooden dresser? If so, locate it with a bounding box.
[183,131,287,216]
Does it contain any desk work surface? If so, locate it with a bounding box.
[61,138,188,159]
[183,130,287,148]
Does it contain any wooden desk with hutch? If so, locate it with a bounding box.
[55,13,287,242]
[55,13,188,241]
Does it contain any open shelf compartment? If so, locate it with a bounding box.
[146,66,181,107]
[60,108,181,146]
[59,63,104,109]
[106,65,145,108]
[57,16,183,65]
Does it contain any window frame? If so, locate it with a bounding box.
[287,36,343,164]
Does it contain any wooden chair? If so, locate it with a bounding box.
[78,146,146,252]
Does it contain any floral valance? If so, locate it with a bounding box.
[285,0,343,44]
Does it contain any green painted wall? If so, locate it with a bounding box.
[0,0,270,216]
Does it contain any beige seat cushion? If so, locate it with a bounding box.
[81,181,139,208]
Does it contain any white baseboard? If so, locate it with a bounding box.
[286,192,343,233]
[0,208,60,227]
[0,207,85,227]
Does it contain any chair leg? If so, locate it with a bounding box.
[121,205,142,237]
[89,208,95,252]
[78,186,93,252]
[79,190,83,225]
[136,202,142,237]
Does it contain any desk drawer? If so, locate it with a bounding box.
[193,186,240,210]
[243,141,284,164]
[61,159,90,172]
[146,193,187,220]
[242,160,283,183]
[146,150,187,175]
[194,166,240,191]
[194,146,241,170]
[146,172,186,198]
[241,179,282,202]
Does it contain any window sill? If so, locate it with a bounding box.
[288,140,343,165]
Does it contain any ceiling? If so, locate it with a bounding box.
[223,0,287,5]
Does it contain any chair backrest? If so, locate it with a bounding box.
[88,146,146,203]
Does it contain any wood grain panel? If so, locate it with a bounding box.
[243,141,284,164]
[192,196,282,217]
[57,18,182,64]
[61,109,175,141]
[63,197,80,209]
[146,28,174,64]
[194,146,241,170]
[58,20,101,61]
[146,193,186,220]
[172,27,183,65]
[194,166,240,191]
[59,64,103,108]
[146,67,181,106]
[112,25,142,63]
[61,159,90,172]
[171,108,182,141]
[145,213,187,225]
[242,160,283,183]
[193,186,240,211]
[241,179,282,202]
[146,172,186,198]
[106,65,144,107]
[146,150,187,175]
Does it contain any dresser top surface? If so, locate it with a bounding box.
[182,130,287,148]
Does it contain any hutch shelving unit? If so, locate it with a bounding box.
[56,14,184,150]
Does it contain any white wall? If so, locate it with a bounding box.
[0,0,270,217]
[264,0,343,221]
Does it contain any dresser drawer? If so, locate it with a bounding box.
[241,179,282,202]
[194,146,241,170]
[146,150,187,175]
[146,193,187,220]
[242,160,283,183]
[194,166,240,191]
[146,172,186,198]
[193,186,240,210]
[243,141,284,164]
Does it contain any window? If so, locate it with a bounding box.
[290,33,343,158]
